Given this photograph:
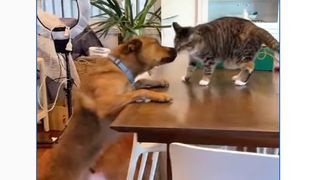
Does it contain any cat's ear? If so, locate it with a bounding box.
[172,22,182,32]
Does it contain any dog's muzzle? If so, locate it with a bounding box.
[161,48,177,63]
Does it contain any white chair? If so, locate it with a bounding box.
[126,133,166,180]
[37,57,50,132]
[170,143,279,180]
[257,147,279,155]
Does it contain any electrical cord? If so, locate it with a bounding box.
[57,53,64,78]
[57,53,67,71]
[38,78,67,112]
[256,48,278,61]
[37,76,75,128]
[38,27,76,121]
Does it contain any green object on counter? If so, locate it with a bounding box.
[254,47,274,71]
[214,47,274,71]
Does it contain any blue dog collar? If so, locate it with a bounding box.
[108,55,135,85]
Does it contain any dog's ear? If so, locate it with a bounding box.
[123,38,143,54]
[172,22,182,33]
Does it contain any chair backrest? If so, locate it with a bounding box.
[170,143,279,180]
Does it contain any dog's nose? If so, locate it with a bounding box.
[169,48,177,59]
[160,48,178,64]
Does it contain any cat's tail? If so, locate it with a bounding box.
[254,27,279,53]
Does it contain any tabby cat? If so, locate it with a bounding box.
[173,17,279,86]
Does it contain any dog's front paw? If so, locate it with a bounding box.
[146,92,172,103]
[135,90,173,103]
[199,79,210,86]
[134,79,169,89]
[182,75,191,82]
[152,92,173,103]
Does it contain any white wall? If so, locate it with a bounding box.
[161,0,279,46]
[161,0,197,47]
[207,0,278,22]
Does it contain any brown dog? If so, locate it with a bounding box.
[39,36,177,180]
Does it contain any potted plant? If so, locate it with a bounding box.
[90,0,173,44]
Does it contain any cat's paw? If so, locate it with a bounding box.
[199,79,210,86]
[234,80,247,86]
[181,75,191,82]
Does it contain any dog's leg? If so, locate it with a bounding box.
[135,79,169,89]
[39,93,114,180]
[96,89,172,118]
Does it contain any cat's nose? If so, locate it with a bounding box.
[174,44,181,52]
[160,48,177,63]
[173,40,178,50]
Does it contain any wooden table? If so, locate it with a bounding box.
[110,55,279,179]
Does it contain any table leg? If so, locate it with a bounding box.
[247,146,257,152]
[167,143,172,180]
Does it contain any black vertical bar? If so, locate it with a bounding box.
[64,53,72,118]
[61,0,65,18]
[167,143,172,180]
[52,0,56,15]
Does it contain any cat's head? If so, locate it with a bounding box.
[172,22,208,53]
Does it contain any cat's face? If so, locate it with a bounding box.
[172,22,205,53]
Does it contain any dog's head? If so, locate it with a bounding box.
[172,22,208,53]
[117,36,177,74]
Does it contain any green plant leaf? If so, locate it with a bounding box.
[141,25,171,28]
[91,0,174,41]
[91,0,115,10]
[163,14,179,20]
[147,7,161,21]
[91,12,108,18]
[91,17,119,38]
[156,27,161,39]
[108,0,123,17]
[91,3,118,18]
[134,0,156,28]
[143,0,149,9]
[125,0,134,26]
